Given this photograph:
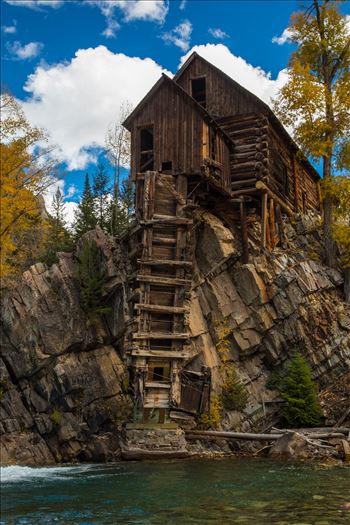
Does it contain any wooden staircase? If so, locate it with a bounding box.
[125,171,193,423]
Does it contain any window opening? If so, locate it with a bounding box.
[282,165,289,196]
[191,77,206,107]
[161,161,172,172]
[139,127,154,172]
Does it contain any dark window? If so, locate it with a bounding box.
[139,127,154,172]
[191,77,206,107]
[153,367,165,382]
[161,161,172,172]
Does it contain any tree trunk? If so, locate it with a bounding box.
[323,156,337,268]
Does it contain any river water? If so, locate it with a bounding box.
[1,459,349,524]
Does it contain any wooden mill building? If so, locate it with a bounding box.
[123,52,321,425]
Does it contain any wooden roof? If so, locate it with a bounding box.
[123,73,234,149]
[174,52,320,181]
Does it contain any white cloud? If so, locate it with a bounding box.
[2,19,17,33]
[43,177,78,227]
[6,40,43,60]
[88,0,169,38]
[162,19,192,51]
[5,1,63,9]
[179,0,186,9]
[180,44,288,107]
[272,27,293,45]
[66,184,77,199]
[208,28,229,39]
[22,46,171,170]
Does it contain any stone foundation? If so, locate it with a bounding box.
[121,426,190,460]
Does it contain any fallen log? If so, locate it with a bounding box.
[185,430,282,441]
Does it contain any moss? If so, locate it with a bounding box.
[49,410,63,425]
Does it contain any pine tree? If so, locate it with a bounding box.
[93,162,110,231]
[106,175,135,236]
[281,352,323,427]
[41,187,72,265]
[77,239,109,318]
[73,173,97,238]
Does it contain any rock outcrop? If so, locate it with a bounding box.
[1,213,350,464]
[1,228,131,464]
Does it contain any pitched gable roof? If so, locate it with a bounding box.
[123,73,234,148]
[175,52,320,181]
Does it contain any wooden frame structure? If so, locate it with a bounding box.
[123,52,321,424]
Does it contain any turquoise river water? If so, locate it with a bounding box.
[1,459,349,524]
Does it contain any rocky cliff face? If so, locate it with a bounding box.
[0,229,131,464]
[1,213,349,464]
[187,210,350,430]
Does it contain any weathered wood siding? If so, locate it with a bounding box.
[176,54,265,117]
[129,80,230,185]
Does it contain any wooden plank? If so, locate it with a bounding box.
[133,332,189,340]
[131,349,190,358]
[135,303,186,314]
[136,274,191,286]
[137,258,192,267]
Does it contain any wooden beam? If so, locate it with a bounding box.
[131,349,190,358]
[137,258,192,267]
[133,332,189,340]
[136,274,191,286]
[269,198,277,250]
[135,303,186,314]
[240,200,249,264]
[256,181,295,217]
[261,192,268,248]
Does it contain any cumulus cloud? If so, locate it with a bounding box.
[44,177,78,227]
[179,0,186,9]
[162,19,192,51]
[5,0,63,9]
[6,40,43,60]
[88,0,169,38]
[180,44,288,107]
[272,27,294,45]
[2,19,17,33]
[208,28,229,39]
[22,46,171,170]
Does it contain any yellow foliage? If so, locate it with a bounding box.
[0,93,55,279]
[197,395,222,429]
[214,316,234,364]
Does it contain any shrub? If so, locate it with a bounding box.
[49,410,63,425]
[197,395,222,429]
[281,352,323,427]
[220,368,248,411]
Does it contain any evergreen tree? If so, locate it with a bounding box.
[93,162,110,230]
[77,238,109,318]
[41,187,72,265]
[281,352,323,427]
[106,175,135,236]
[73,173,97,238]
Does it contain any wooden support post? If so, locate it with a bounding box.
[261,192,268,249]
[269,198,277,250]
[240,199,249,263]
[275,204,286,248]
[256,181,295,217]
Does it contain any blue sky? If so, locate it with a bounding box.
[1,0,349,222]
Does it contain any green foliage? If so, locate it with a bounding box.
[107,175,135,236]
[49,410,63,425]
[281,352,323,427]
[197,395,222,429]
[73,173,97,238]
[93,162,110,231]
[77,238,110,318]
[220,367,248,411]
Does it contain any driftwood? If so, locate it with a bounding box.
[185,428,349,442]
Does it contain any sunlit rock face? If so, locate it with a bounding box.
[1,215,349,464]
